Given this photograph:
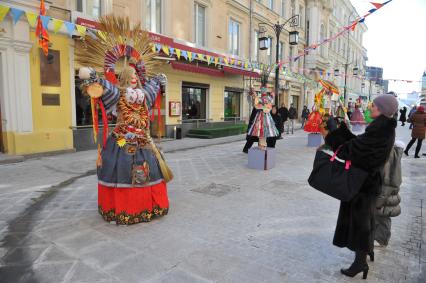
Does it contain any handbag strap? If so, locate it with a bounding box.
[330,145,352,170]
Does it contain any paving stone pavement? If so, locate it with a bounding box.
[0,127,425,283]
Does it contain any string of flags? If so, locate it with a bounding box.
[1,0,416,86]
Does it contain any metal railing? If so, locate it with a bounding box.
[220,117,244,124]
[177,118,213,128]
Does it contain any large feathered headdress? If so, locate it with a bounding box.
[76,15,160,84]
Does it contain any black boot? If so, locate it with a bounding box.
[341,251,369,279]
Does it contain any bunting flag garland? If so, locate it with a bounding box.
[10,7,24,24]
[76,24,86,36]
[0,1,397,86]
[0,5,9,22]
[52,18,63,33]
[25,12,37,28]
[64,22,75,37]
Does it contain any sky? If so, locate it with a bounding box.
[350,0,426,97]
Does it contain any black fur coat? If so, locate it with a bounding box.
[325,115,396,252]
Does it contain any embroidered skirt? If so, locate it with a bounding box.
[97,136,169,225]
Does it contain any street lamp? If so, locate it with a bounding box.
[258,15,300,106]
[334,69,340,76]
[353,67,358,76]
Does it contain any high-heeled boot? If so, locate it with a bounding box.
[341,251,369,279]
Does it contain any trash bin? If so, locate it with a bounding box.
[176,127,182,139]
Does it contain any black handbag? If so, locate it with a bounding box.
[308,146,369,202]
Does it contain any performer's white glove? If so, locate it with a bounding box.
[78,67,98,86]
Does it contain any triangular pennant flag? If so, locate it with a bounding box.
[368,8,377,13]
[370,2,383,9]
[214,57,219,66]
[169,47,175,56]
[181,50,188,60]
[76,25,86,36]
[52,18,63,33]
[197,53,204,60]
[176,48,181,59]
[155,43,162,53]
[359,18,366,23]
[64,22,75,36]
[40,15,51,29]
[206,55,211,65]
[383,0,392,5]
[244,62,248,69]
[151,43,156,53]
[230,58,235,65]
[10,8,24,24]
[187,51,192,61]
[223,57,229,65]
[25,12,38,28]
[162,45,170,56]
[0,5,10,23]
[98,30,107,41]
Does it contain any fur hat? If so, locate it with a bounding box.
[373,94,399,118]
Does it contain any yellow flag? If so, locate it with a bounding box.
[0,5,9,23]
[151,43,156,53]
[25,11,38,28]
[206,55,211,65]
[214,57,219,66]
[98,30,107,41]
[223,57,229,65]
[76,25,86,36]
[230,58,235,65]
[52,18,63,33]
[162,45,170,56]
[244,62,248,69]
[187,51,192,61]
[197,53,204,60]
[176,49,181,59]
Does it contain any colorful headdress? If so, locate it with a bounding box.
[76,15,160,85]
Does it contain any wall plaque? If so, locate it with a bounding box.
[40,49,61,86]
[42,93,60,106]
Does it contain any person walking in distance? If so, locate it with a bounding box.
[404,106,426,158]
[322,94,398,280]
[288,104,297,134]
[408,105,417,129]
[399,106,407,126]
[301,105,310,129]
[278,103,289,138]
[243,106,259,153]
[374,140,404,250]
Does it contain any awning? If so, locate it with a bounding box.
[171,62,224,77]
[223,66,260,78]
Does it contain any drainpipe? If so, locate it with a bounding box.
[247,0,253,121]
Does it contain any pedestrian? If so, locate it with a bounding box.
[288,104,297,134]
[399,107,407,126]
[374,140,404,250]
[322,94,398,279]
[408,105,417,129]
[243,106,259,153]
[404,106,426,158]
[278,103,289,137]
[301,105,310,129]
[267,106,283,148]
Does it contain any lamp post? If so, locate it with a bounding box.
[258,15,299,106]
[342,10,358,106]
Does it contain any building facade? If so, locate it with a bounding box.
[304,0,367,107]
[0,0,370,154]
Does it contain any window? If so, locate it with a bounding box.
[299,5,304,28]
[146,0,162,33]
[289,45,294,69]
[253,30,259,61]
[279,41,284,61]
[224,90,241,120]
[194,3,206,46]
[182,85,207,121]
[76,0,101,18]
[329,31,333,51]
[281,0,285,17]
[269,0,274,10]
[229,19,240,55]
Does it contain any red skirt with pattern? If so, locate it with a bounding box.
[98,181,169,225]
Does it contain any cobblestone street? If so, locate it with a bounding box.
[0,127,425,283]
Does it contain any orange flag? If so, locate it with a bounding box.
[35,0,49,56]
